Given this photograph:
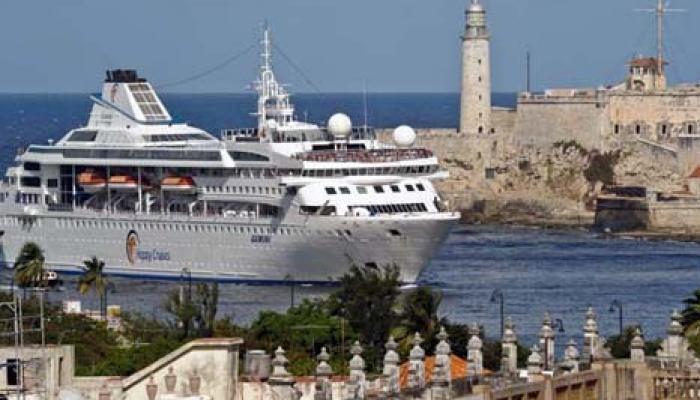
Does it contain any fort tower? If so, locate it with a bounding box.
[460,0,491,134]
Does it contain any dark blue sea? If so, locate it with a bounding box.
[1,93,698,348]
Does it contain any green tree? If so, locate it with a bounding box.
[584,150,621,185]
[13,242,46,288]
[682,289,700,335]
[78,257,108,318]
[393,286,444,351]
[193,282,219,337]
[605,325,661,359]
[327,265,400,371]
[164,286,197,339]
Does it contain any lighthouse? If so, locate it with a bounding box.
[459,0,491,135]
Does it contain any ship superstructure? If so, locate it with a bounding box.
[0,29,459,284]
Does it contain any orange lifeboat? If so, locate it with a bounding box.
[77,170,106,193]
[108,175,149,191]
[160,176,196,193]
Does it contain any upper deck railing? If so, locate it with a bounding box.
[293,148,434,163]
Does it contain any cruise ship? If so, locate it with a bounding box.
[0,30,459,284]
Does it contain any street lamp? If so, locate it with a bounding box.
[285,274,295,308]
[180,268,192,303]
[609,300,623,335]
[490,289,504,339]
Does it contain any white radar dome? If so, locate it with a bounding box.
[393,125,417,147]
[328,113,352,138]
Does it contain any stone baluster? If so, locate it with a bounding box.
[501,317,518,375]
[382,336,401,399]
[269,346,299,400]
[315,347,333,400]
[538,312,555,370]
[190,368,201,395]
[345,341,366,400]
[563,339,580,373]
[582,307,599,362]
[164,366,177,394]
[98,384,111,400]
[631,328,646,363]
[667,310,684,359]
[431,327,452,400]
[407,332,426,395]
[467,323,483,375]
[146,376,158,400]
[527,345,544,382]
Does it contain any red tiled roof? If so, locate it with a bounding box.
[628,57,666,69]
[689,166,700,179]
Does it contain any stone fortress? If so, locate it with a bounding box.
[385,0,700,227]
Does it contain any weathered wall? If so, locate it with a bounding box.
[514,95,608,149]
[608,91,700,138]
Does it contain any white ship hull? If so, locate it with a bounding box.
[0,211,459,284]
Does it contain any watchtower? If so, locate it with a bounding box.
[459,0,491,134]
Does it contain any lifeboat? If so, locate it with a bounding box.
[161,176,196,193]
[77,170,106,193]
[108,175,150,191]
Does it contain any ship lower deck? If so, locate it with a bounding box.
[0,211,459,284]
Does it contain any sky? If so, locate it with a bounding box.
[0,0,698,93]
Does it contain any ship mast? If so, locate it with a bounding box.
[254,25,295,133]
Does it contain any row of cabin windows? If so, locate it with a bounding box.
[16,193,40,204]
[325,183,426,196]
[302,165,438,178]
[351,203,428,214]
[14,177,62,189]
[54,166,297,179]
[202,186,283,196]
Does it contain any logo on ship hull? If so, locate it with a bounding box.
[126,230,139,265]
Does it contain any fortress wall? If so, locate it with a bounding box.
[513,97,608,149]
[608,92,700,138]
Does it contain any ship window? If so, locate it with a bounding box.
[405,184,415,192]
[23,162,41,171]
[339,187,351,194]
[47,179,58,188]
[67,130,98,142]
[416,184,425,191]
[325,187,337,195]
[357,186,367,194]
[373,185,384,193]
[388,229,402,237]
[228,151,269,162]
[21,177,41,187]
[390,185,400,193]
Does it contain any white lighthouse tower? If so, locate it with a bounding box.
[459,0,491,135]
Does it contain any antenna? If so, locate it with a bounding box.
[635,0,686,69]
[362,80,369,128]
[526,50,531,93]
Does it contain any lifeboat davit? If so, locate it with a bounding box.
[108,175,150,191]
[77,170,106,193]
[161,176,196,193]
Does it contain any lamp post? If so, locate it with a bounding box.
[543,318,565,371]
[180,268,192,303]
[490,289,504,339]
[285,274,295,308]
[609,300,623,336]
[103,282,117,321]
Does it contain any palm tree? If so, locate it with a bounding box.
[13,242,46,289]
[78,257,108,318]
[682,289,700,335]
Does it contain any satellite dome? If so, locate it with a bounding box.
[393,125,417,147]
[328,113,352,138]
